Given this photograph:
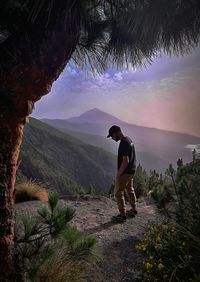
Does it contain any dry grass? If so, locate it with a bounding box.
[15,180,48,203]
[32,247,98,282]
[34,251,81,282]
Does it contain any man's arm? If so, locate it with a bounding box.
[117,155,129,177]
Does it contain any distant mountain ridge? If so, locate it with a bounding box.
[45,108,199,138]
[41,108,200,172]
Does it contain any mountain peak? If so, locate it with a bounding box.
[86,107,101,112]
[67,108,124,124]
[80,108,104,116]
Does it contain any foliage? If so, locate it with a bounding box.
[150,162,183,209]
[136,158,200,281]
[59,0,200,70]
[15,179,48,203]
[1,1,200,73]
[14,192,96,282]
[150,168,173,209]
[148,170,161,191]
[175,159,200,235]
[150,158,200,218]
[151,184,172,209]
[78,188,87,195]
[86,183,95,195]
[136,223,200,282]
[133,164,148,198]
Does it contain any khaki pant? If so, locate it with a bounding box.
[114,174,137,215]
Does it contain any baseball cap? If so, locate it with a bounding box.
[107,125,121,138]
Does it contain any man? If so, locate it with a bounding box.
[107,125,137,222]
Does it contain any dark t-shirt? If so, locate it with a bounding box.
[118,136,136,175]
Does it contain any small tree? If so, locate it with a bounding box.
[148,169,160,191]
[86,183,95,195]
[134,164,148,198]
[177,158,183,169]
[14,192,96,281]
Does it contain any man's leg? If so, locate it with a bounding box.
[126,175,137,211]
[114,175,126,216]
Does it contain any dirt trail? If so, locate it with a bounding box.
[15,195,161,282]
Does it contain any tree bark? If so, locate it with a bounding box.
[0,4,80,280]
[0,111,27,282]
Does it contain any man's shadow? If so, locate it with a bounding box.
[84,220,122,235]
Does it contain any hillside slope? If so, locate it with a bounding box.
[19,118,116,194]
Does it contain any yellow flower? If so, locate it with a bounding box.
[158,263,164,270]
[136,243,147,252]
[150,226,157,233]
[156,236,161,241]
[142,245,147,251]
[162,224,168,230]
[136,244,142,251]
[149,256,154,260]
[184,255,192,260]
[155,244,162,250]
[145,262,153,271]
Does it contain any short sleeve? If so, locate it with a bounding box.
[121,141,129,156]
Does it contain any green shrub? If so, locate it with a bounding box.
[79,188,86,195]
[136,159,200,282]
[134,164,149,197]
[14,192,96,282]
[86,184,95,195]
[151,184,173,209]
[136,223,200,282]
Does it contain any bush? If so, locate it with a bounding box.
[136,223,200,282]
[136,159,200,282]
[86,184,95,195]
[151,184,173,209]
[14,192,96,282]
[134,164,148,197]
[175,160,200,236]
[15,179,48,202]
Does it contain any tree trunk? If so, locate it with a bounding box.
[0,111,27,281]
[0,5,80,279]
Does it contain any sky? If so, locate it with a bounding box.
[31,45,200,137]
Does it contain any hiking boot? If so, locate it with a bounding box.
[112,214,126,223]
[126,209,138,217]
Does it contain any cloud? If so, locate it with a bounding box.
[31,46,200,136]
[114,72,123,81]
[185,145,200,155]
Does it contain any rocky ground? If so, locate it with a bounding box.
[15,195,162,282]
